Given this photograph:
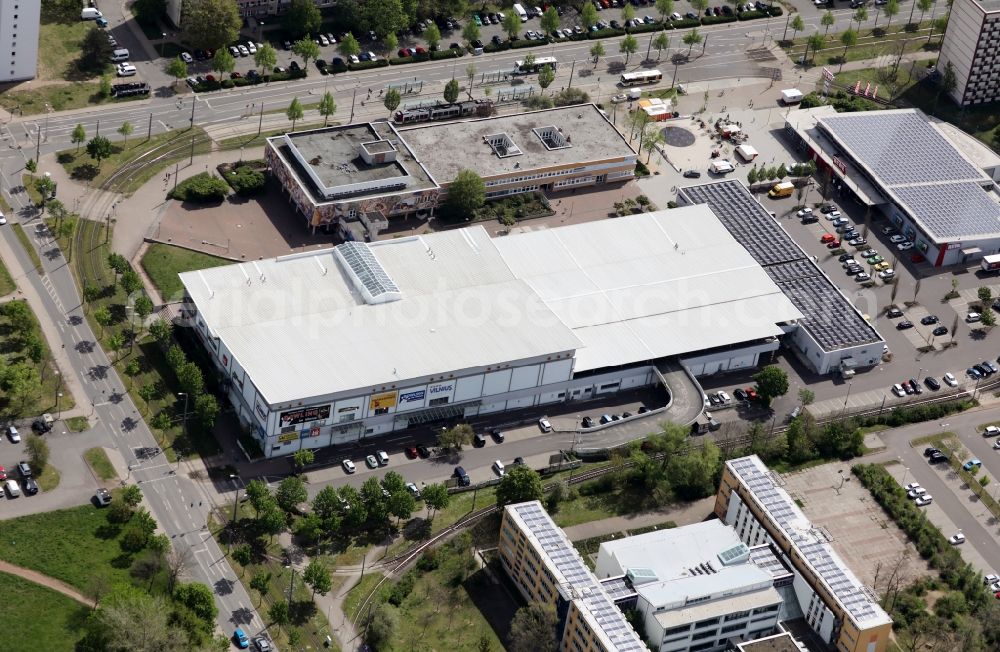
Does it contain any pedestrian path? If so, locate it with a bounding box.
[0,560,91,606]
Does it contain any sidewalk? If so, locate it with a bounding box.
[561,496,716,541]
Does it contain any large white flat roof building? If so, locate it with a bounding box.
[181,207,803,457]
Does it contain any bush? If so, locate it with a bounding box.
[524,95,555,109]
[387,572,415,606]
[225,165,266,195]
[553,87,590,106]
[737,9,768,19]
[169,172,230,202]
[667,18,701,29]
[430,48,465,60]
[416,549,439,572]
[701,14,737,25]
[348,59,389,71]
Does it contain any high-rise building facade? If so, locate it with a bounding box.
[0,0,40,82]
[938,0,1000,105]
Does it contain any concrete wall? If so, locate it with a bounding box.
[0,0,40,82]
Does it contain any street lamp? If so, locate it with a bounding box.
[178,392,189,441]
[56,392,63,419]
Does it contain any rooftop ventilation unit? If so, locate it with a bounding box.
[484,132,522,158]
[533,126,571,150]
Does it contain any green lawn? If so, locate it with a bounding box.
[0,504,134,591]
[217,123,325,151]
[66,416,90,432]
[84,447,117,481]
[343,573,386,623]
[37,465,61,492]
[37,21,100,82]
[56,127,211,195]
[0,571,88,650]
[0,253,15,295]
[781,20,941,67]
[0,82,108,116]
[140,243,231,301]
[11,223,42,273]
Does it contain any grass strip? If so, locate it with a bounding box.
[83,447,117,481]
[11,223,42,273]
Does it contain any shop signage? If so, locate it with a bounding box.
[277,432,299,443]
[399,390,426,404]
[369,391,398,410]
[279,404,331,427]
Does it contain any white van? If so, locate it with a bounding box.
[81,7,103,19]
[116,63,137,77]
[5,480,19,498]
[513,3,529,21]
[110,48,130,62]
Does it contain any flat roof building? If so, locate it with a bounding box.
[0,0,40,82]
[786,107,1000,268]
[715,456,893,652]
[938,0,1000,106]
[594,520,785,652]
[265,104,638,239]
[180,207,803,457]
[500,501,648,652]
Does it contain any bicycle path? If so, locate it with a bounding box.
[0,560,91,606]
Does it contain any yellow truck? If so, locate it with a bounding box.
[768,181,794,198]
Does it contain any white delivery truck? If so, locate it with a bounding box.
[982,254,1000,272]
[735,144,758,162]
[709,160,735,174]
[513,3,529,21]
[781,88,804,105]
[81,7,103,19]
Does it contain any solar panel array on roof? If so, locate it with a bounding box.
[513,503,647,651]
[599,576,638,602]
[678,181,882,351]
[821,112,983,186]
[729,457,887,625]
[892,182,1000,240]
[676,181,805,266]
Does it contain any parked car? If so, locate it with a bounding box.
[896,320,913,330]
[342,459,356,474]
[943,372,958,386]
[6,426,20,443]
[538,417,552,432]
[963,459,983,471]
[924,377,941,391]
[932,326,948,336]
[582,416,594,428]
[949,532,965,545]
[683,170,701,178]
[234,628,250,649]
[915,495,933,506]
[417,444,431,458]
[897,242,914,251]
[887,307,903,318]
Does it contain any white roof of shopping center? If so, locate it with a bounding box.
[496,207,803,372]
[183,207,801,404]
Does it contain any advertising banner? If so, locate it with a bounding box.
[369,391,398,411]
[398,389,426,405]
[279,404,331,428]
[277,432,299,443]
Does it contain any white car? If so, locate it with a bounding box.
[825,210,841,220]
[611,94,629,103]
[831,217,849,227]
[985,574,999,586]
[897,242,914,251]
[943,372,958,387]
[915,495,933,506]
[796,208,813,218]
[892,383,906,397]
[0,210,6,225]
[889,234,906,243]
[538,417,552,433]
[237,44,249,57]
[904,482,921,491]
[878,269,895,281]
[116,63,137,76]
[318,35,329,46]
[341,459,356,474]
[967,312,982,322]
[6,426,19,443]
[246,41,257,54]
[906,487,926,499]
[949,532,965,545]
[985,426,1000,437]
[994,440,1000,450]
[492,460,506,476]
[349,54,360,63]
[180,52,193,63]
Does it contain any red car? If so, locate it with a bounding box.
[415,46,427,54]
[745,387,758,401]
[820,233,836,243]
[0,465,6,480]
[405,446,418,458]
[398,47,410,57]
[230,71,241,79]
[826,239,841,248]
[205,74,216,82]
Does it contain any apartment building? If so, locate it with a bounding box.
[715,456,893,652]
[499,501,648,652]
[0,0,40,82]
[938,0,1000,105]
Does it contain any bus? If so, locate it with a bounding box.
[619,70,663,86]
[513,56,558,74]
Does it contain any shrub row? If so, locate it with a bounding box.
[191,68,306,93]
[169,172,229,203]
[853,399,975,429]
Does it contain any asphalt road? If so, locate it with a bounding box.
[0,215,263,637]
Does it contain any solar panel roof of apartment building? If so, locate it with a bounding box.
[677,180,882,351]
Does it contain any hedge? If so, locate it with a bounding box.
[348,59,390,72]
[430,48,465,60]
[701,14,738,25]
[224,165,266,196]
[169,172,229,203]
[191,68,306,93]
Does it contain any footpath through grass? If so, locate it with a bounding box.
[0,570,88,651]
[56,127,211,194]
[140,243,231,301]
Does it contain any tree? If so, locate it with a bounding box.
[683,28,702,56]
[821,10,835,36]
[538,64,555,94]
[915,0,933,25]
[425,23,442,50]
[623,3,637,22]
[805,32,824,63]
[656,0,674,21]
[211,48,235,78]
[182,0,241,50]
[839,29,858,70]
[107,332,126,362]
[776,163,788,180]
[276,476,308,514]
[93,306,112,337]
[33,176,55,212]
[244,479,271,518]
[165,57,188,86]
[339,32,361,58]
[303,558,332,598]
[798,388,816,406]
[172,582,218,624]
[286,97,304,131]
[747,166,759,185]
[3,363,40,411]
[983,310,997,327]
[653,32,670,60]
[281,0,321,39]
[619,34,639,63]
[117,121,133,147]
[444,78,460,104]
[502,11,521,40]
[134,295,154,324]
[25,434,49,472]
[362,0,407,37]
[462,21,481,44]
[314,91,337,127]
[121,269,142,296]
[254,43,278,75]
[292,38,320,71]
[165,546,192,592]
[509,603,558,652]
[366,603,398,650]
[442,169,485,219]
[980,287,993,304]
[293,448,315,473]
[268,599,290,631]
[582,2,599,27]
[79,26,112,71]
[149,318,172,344]
[853,6,868,29]
[753,365,789,407]
[384,88,401,115]
[94,585,175,650]
[590,41,605,65]
[936,61,957,109]
[85,135,113,169]
[422,482,449,520]
[884,0,899,29]
[249,571,271,605]
[193,393,219,430]
[496,466,544,507]
[259,505,286,542]
[384,32,398,54]
[71,123,87,152]
[642,124,664,163]
[790,14,805,41]
[466,63,476,96]
[541,6,560,33]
